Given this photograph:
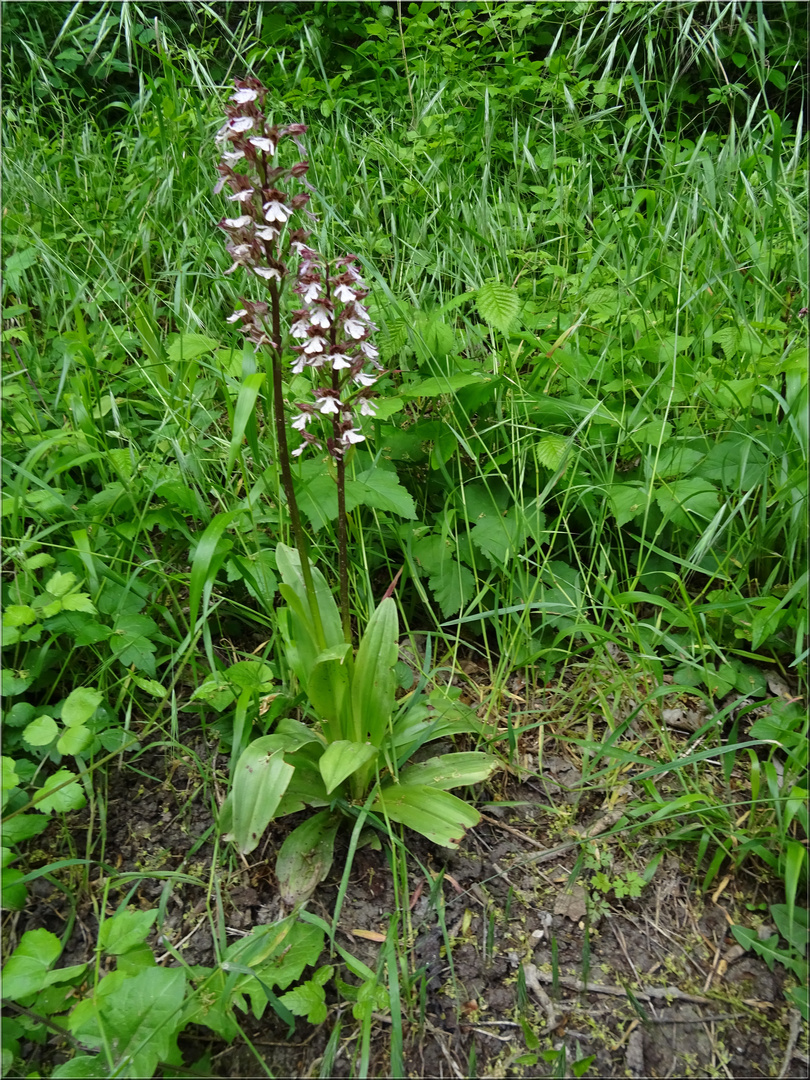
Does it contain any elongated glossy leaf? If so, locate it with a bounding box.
[307,655,352,743]
[398,752,499,790]
[189,510,239,632]
[392,698,489,756]
[319,740,378,795]
[274,754,331,818]
[227,372,265,471]
[276,544,343,649]
[278,582,321,687]
[229,736,295,854]
[276,810,340,905]
[352,598,398,747]
[373,784,481,847]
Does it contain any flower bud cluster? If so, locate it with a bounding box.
[215,78,382,459]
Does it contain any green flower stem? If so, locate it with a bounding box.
[268,278,326,649]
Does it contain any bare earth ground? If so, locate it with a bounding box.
[5,662,809,1079]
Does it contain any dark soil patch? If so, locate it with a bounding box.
[5,700,808,1079]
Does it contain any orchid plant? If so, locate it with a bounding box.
[212,78,497,904]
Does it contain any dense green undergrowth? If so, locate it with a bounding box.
[2,2,807,1076]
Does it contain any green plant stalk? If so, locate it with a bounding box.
[267,278,325,649]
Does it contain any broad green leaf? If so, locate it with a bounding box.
[400,373,493,399]
[352,597,398,747]
[1,928,62,999]
[99,909,158,956]
[276,811,340,906]
[398,752,499,790]
[2,867,28,910]
[228,550,278,608]
[608,483,648,526]
[166,333,220,362]
[224,659,276,693]
[131,677,167,698]
[391,705,489,754]
[475,280,520,335]
[471,506,529,566]
[52,1054,110,1077]
[347,468,417,519]
[655,480,719,529]
[97,966,186,1077]
[373,785,481,848]
[23,715,59,747]
[2,756,21,792]
[319,741,377,795]
[274,749,331,817]
[45,572,77,598]
[228,737,295,854]
[631,419,672,445]
[35,770,86,813]
[750,596,785,650]
[62,688,102,728]
[2,814,49,845]
[57,726,92,756]
[3,605,37,627]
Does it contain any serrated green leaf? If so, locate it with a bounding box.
[470,506,528,566]
[62,593,96,613]
[429,563,475,617]
[475,281,520,335]
[535,435,568,470]
[279,979,328,1023]
[96,966,186,1077]
[22,552,54,572]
